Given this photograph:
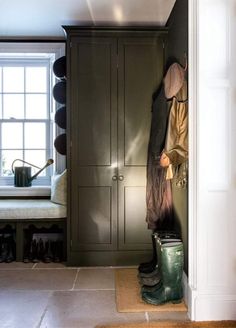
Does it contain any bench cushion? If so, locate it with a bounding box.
[0,199,66,220]
[51,170,67,206]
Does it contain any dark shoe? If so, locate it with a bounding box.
[0,235,16,263]
[138,258,157,274]
[5,247,14,263]
[23,257,30,264]
[23,238,32,263]
[5,236,15,263]
[138,267,159,279]
[50,241,56,262]
[43,241,52,263]
[53,240,63,263]
[38,238,45,261]
[138,233,157,273]
[0,242,8,263]
[0,235,3,253]
[138,269,161,287]
[31,240,39,263]
[141,281,162,293]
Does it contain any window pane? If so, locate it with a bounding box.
[3,94,24,119]
[3,67,24,92]
[1,150,23,176]
[26,67,47,93]
[2,123,23,149]
[24,123,46,149]
[0,94,2,119]
[26,94,47,119]
[25,150,46,176]
[0,67,2,91]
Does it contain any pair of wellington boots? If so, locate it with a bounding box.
[141,234,184,305]
[138,231,181,281]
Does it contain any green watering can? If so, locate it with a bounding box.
[11,159,54,187]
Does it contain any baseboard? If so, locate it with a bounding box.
[67,250,153,266]
[194,295,236,321]
[182,271,189,306]
[187,284,236,321]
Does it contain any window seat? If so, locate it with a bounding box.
[0,186,51,197]
[0,199,66,220]
[0,199,66,262]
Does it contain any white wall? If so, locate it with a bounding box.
[189,0,236,321]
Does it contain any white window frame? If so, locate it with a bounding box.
[0,42,65,187]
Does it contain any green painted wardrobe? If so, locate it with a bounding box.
[64,27,168,265]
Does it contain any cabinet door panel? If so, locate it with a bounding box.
[122,42,163,166]
[77,187,112,246]
[118,37,163,250]
[70,37,117,251]
[124,186,150,244]
[77,43,112,166]
[78,76,111,165]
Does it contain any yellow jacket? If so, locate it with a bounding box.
[164,80,188,185]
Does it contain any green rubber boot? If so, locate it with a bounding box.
[141,241,184,305]
[139,234,181,292]
[140,234,181,291]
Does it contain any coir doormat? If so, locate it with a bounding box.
[115,268,187,313]
[96,321,236,328]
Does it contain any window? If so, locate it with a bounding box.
[0,43,65,186]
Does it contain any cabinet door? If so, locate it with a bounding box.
[70,37,118,251]
[118,37,164,250]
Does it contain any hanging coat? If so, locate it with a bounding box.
[145,86,173,231]
[162,79,188,187]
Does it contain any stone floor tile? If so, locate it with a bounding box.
[40,290,146,328]
[148,310,189,321]
[0,261,34,269]
[0,290,51,328]
[74,268,115,290]
[0,269,77,290]
[34,262,67,269]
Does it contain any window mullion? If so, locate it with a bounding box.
[23,66,26,162]
[0,67,3,119]
[0,123,2,176]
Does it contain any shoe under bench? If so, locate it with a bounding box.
[0,199,66,262]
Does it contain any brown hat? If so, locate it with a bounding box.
[164,63,185,99]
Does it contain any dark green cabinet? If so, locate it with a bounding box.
[64,27,167,265]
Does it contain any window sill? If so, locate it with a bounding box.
[0,186,51,197]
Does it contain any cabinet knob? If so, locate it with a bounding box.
[112,175,118,181]
[118,175,124,181]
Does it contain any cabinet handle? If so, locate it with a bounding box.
[118,175,124,181]
[112,175,118,181]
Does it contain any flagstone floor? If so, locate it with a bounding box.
[0,262,188,328]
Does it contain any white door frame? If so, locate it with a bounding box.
[187,0,199,320]
[187,0,236,321]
